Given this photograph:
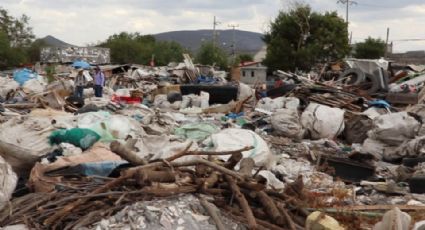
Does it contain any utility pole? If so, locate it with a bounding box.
[212,16,221,49]
[337,0,357,25]
[385,27,390,58]
[228,24,239,61]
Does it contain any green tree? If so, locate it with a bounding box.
[0,7,34,47]
[238,53,254,63]
[354,37,386,59]
[27,39,47,63]
[263,4,350,71]
[99,32,185,65]
[0,30,12,69]
[0,7,35,69]
[195,42,228,70]
[153,41,185,66]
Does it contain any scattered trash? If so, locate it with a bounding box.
[2,57,425,230]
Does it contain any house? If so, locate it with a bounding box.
[238,61,267,86]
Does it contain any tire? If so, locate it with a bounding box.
[358,73,380,94]
[338,68,365,85]
[66,95,85,108]
[266,84,296,99]
[167,91,182,103]
[402,157,425,167]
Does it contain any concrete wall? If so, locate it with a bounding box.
[41,47,111,64]
[240,67,267,85]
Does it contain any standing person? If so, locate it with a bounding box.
[93,66,105,97]
[74,69,86,99]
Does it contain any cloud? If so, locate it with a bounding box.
[1,0,423,52]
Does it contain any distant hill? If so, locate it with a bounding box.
[154,29,265,55]
[40,35,76,47]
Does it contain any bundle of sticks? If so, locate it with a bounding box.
[0,141,309,230]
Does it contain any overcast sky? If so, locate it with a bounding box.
[2,0,425,52]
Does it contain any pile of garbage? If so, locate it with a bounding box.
[2,57,425,230]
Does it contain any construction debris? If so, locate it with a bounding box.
[2,56,425,230]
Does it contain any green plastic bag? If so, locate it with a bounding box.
[174,123,219,142]
[49,128,101,150]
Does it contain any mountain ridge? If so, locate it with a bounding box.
[40,29,265,54]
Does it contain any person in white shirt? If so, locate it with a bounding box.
[74,69,86,98]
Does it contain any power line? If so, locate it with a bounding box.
[393,39,425,42]
[355,2,400,9]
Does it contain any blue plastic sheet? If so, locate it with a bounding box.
[225,112,244,119]
[72,60,91,69]
[196,75,217,84]
[13,68,37,86]
[49,161,128,177]
[369,99,391,109]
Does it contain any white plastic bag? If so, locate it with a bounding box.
[204,128,275,169]
[135,136,199,163]
[256,97,300,112]
[300,103,345,140]
[384,136,425,161]
[77,112,145,140]
[368,112,420,145]
[200,91,210,109]
[361,138,394,160]
[256,97,285,112]
[0,155,18,211]
[22,78,45,94]
[0,77,19,98]
[373,207,411,230]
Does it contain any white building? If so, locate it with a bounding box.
[240,62,267,85]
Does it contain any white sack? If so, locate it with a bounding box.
[300,103,345,140]
[361,138,395,160]
[204,128,275,169]
[22,78,45,94]
[0,116,61,175]
[0,77,19,98]
[256,97,284,112]
[200,91,210,109]
[0,155,18,211]
[135,135,198,163]
[271,108,304,139]
[384,136,425,161]
[368,112,420,145]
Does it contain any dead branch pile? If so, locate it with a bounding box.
[0,143,308,230]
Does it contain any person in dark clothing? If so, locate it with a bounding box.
[93,66,105,97]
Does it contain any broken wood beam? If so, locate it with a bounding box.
[238,158,255,177]
[199,197,226,230]
[225,175,257,229]
[255,191,285,226]
[110,141,148,165]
